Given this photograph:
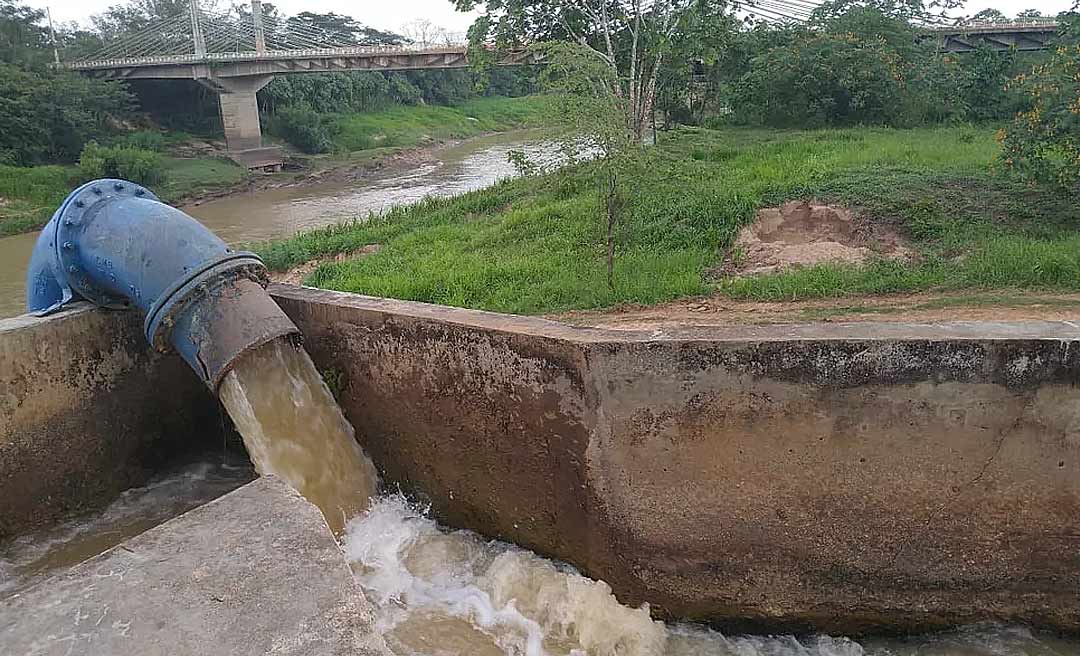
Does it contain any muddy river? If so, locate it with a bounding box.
[0,130,550,319]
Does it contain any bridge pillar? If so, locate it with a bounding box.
[211,75,282,170]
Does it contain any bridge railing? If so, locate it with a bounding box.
[68,43,472,70]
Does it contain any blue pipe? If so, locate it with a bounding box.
[27,178,299,389]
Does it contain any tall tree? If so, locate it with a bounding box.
[286,11,405,45]
[969,8,1008,23]
[457,0,733,141]
[0,0,49,68]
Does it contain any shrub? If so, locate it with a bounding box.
[78,142,166,187]
[267,106,336,154]
[999,39,1080,190]
[0,63,134,165]
[119,130,167,151]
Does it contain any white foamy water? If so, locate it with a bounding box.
[344,495,1080,656]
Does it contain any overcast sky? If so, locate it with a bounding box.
[24,0,1075,34]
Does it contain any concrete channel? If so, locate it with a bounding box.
[2,285,1080,648]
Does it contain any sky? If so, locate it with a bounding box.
[23,0,1075,34]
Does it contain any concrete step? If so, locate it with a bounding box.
[229,147,284,171]
[0,476,389,656]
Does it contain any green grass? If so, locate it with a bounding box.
[159,157,249,203]
[330,96,547,152]
[246,124,1078,314]
[0,165,76,237]
[0,156,249,236]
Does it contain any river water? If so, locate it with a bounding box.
[0,130,549,318]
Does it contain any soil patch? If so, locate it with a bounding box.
[722,200,910,276]
[270,245,382,286]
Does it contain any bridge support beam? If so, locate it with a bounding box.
[208,75,282,171]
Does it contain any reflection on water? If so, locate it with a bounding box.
[0,130,551,318]
[0,459,254,597]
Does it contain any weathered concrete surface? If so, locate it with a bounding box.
[0,305,222,540]
[271,285,1080,635]
[0,476,387,656]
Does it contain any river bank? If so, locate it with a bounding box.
[258,124,1080,317]
[0,127,549,318]
[0,96,547,238]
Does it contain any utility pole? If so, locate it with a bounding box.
[46,7,59,65]
[190,0,207,58]
[252,0,266,54]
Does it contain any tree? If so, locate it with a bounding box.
[286,11,404,46]
[998,13,1080,190]
[969,8,1008,23]
[0,63,134,164]
[400,19,451,46]
[457,0,730,142]
[734,29,914,127]
[511,41,641,290]
[1015,8,1045,21]
[91,0,204,40]
[0,0,49,68]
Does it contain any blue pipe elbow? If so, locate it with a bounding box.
[27,179,299,389]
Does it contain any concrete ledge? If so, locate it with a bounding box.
[270,285,1080,634]
[0,476,387,656]
[0,305,223,539]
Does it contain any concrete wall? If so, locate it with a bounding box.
[0,305,223,540]
[271,285,1080,635]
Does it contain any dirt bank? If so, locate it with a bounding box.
[178,134,502,208]
[555,291,1080,328]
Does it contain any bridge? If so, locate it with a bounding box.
[932,21,1060,52]
[67,1,534,168]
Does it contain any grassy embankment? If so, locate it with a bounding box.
[326,96,547,154]
[0,158,248,238]
[0,96,545,237]
[256,125,1080,315]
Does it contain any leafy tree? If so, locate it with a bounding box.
[998,14,1080,189]
[91,0,197,40]
[969,8,1008,23]
[286,11,404,45]
[0,0,49,68]
[458,0,732,142]
[1015,8,1045,21]
[0,63,134,164]
[734,28,914,127]
[518,41,641,290]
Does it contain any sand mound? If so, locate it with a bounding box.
[727,200,910,276]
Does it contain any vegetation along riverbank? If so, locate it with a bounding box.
[0,96,544,238]
[258,125,1080,316]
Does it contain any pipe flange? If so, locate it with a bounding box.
[53,180,159,310]
[144,255,268,353]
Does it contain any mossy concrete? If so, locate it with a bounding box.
[0,476,387,656]
[271,285,1080,635]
